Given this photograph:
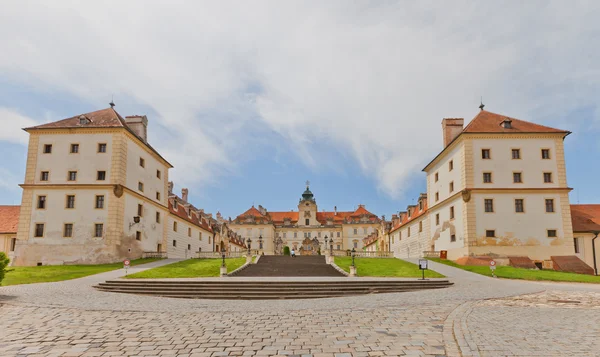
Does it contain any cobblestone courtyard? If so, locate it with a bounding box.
[1,260,599,357]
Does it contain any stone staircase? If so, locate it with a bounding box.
[94,279,453,299]
[234,255,343,277]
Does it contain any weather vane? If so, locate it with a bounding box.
[306,180,310,188]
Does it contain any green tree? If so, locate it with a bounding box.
[0,252,10,285]
[283,246,290,256]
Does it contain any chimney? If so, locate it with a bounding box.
[168,181,174,194]
[125,115,149,142]
[441,118,464,147]
[181,188,189,202]
[334,206,337,215]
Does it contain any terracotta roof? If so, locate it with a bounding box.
[570,204,600,233]
[363,232,379,247]
[169,199,213,233]
[463,110,570,134]
[389,199,428,234]
[25,107,173,168]
[0,205,20,234]
[423,110,570,172]
[235,205,379,225]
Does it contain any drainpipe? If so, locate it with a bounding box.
[592,231,599,276]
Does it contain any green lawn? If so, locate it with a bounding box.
[125,258,246,278]
[429,258,600,284]
[2,258,162,286]
[334,257,445,278]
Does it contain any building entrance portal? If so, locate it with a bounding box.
[300,237,320,255]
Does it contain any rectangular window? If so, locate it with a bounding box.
[188,227,191,237]
[337,244,341,250]
[188,244,191,251]
[483,172,492,183]
[547,229,557,238]
[435,192,439,202]
[70,144,79,153]
[156,211,161,223]
[449,181,454,193]
[136,231,142,241]
[511,149,521,159]
[435,213,440,225]
[10,238,16,251]
[139,157,145,168]
[156,192,161,200]
[68,171,77,181]
[63,223,73,238]
[35,223,44,237]
[484,199,494,213]
[40,171,49,181]
[363,227,367,234]
[408,227,411,237]
[434,172,439,182]
[515,199,524,213]
[305,218,309,225]
[98,143,107,153]
[43,144,52,153]
[399,231,402,239]
[94,224,103,237]
[37,195,46,209]
[353,228,357,235]
[294,232,297,238]
[138,182,144,192]
[546,199,555,213]
[199,232,202,241]
[486,230,495,238]
[173,221,178,231]
[157,170,161,179]
[449,160,453,171]
[482,149,490,159]
[541,149,550,159]
[283,232,286,238]
[419,200,423,210]
[66,195,75,209]
[95,195,104,209]
[173,200,178,209]
[419,221,423,232]
[336,232,340,238]
[450,206,455,219]
[353,242,358,248]
[543,172,553,183]
[137,204,143,217]
[513,172,522,183]
[97,171,106,180]
[574,238,580,254]
[450,234,456,242]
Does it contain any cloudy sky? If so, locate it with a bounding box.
[1,1,599,218]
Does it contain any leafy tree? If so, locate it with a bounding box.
[0,252,10,285]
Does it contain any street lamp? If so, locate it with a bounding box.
[323,236,328,252]
[258,235,263,251]
[246,237,252,255]
[329,237,333,256]
[351,248,356,266]
[221,246,226,267]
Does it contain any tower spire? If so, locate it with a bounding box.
[479,97,485,111]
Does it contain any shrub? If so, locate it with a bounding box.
[0,252,10,285]
[317,248,321,255]
[283,246,290,256]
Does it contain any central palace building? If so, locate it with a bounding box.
[230,185,381,254]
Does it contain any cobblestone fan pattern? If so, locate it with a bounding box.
[1,259,600,356]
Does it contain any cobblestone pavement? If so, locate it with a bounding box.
[1,259,599,357]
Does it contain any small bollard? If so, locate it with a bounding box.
[349,265,357,277]
[220,265,228,277]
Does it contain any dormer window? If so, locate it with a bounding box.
[173,200,178,209]
[501,119,512,129]
[79,115,90,125]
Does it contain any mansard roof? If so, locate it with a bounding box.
[168,198,213,232]
[234,205,379,225]
[389,198,428,234]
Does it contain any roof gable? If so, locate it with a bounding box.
[463,110,569,134]
[0,205,20,234]
[570,204,600,232]
[26,108,127,130]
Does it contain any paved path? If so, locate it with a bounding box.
[0,259,599,356]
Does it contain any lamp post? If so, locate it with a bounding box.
[221,246,226,267]
[246,237,252,256]
[329,237,333,256]
[323,236,328,253]
[350,248,357,277]
[220,246,227,277]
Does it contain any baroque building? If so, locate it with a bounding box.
[389,108,579,269]
[231,184,380,254]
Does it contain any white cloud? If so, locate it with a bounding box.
[0,108,37,145]
[0,1,599,198]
